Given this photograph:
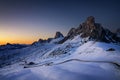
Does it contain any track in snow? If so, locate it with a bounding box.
[23,58,120,69]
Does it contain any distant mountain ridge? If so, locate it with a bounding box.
[31,31,64,46]
[1,16,120,50]
[0,43,28,51]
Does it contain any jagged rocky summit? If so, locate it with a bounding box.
[60,16,120,43]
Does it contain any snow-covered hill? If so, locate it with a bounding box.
[0,16,120,80]
[0,40,120,80]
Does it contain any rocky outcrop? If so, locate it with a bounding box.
[59,16,120,43]
[32,38,49,46]
[54,32,64,39]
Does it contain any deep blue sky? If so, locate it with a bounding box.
[0,0,120,44]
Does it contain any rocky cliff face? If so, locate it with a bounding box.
[59,16,120,43]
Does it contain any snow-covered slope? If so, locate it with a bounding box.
[0,43,57,67]
[0,39,120,80]
[0,32,64,67]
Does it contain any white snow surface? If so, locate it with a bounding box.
[0,37,120,80]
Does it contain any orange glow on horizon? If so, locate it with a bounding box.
[0,27,49,45]
[0,33,49,45]
[0,36,49,45]
[0,23,55,45]
[0,40,33,45]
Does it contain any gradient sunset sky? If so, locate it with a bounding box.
[0,0,120,45]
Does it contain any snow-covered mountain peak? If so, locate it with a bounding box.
[60,16,120,44]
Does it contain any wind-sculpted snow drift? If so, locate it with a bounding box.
[0,16,120,80]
